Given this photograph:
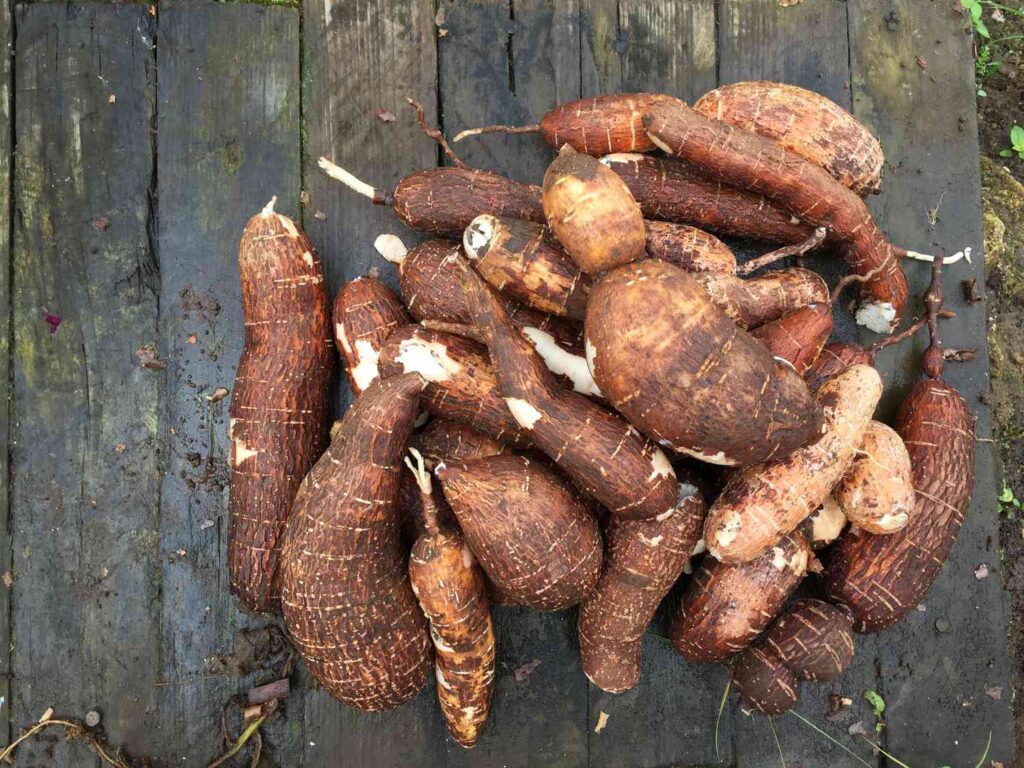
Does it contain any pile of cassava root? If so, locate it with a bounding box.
[226,83,976,747]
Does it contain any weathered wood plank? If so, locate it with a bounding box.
[715,3,882,764]
[11,5,160,763]
[847,1,1015,763]
[438,3,588,765]
[301,1,448,764]
[154,3,304,764]
[581,0,716,103]
[0,0,13,748]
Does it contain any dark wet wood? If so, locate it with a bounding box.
[0,0,1012,764]
[10,5,161,762]
[154,3,303,763]
[848,1,1013,764]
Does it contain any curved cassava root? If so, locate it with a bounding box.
[671,531,811,662]
[461,262,681,520]
[229,199,334,613]
[642,98,909,332]
[415,418,512,468]
[579,478,707,692]
[406,450,496,748]
[825,255,975,632]
[704,363,882,563]
[333,275,410,395]
[281,374,431,711]
[693,81,884,196]
[437,455,603,610]
[586,260,824,467]
[693,267,829,330]
[750,303,833,376]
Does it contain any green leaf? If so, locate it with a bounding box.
[999,484,1014,502]
[864,689,885,718]
[970,2,983,21]
[977,89,987,97]
[1000,149,1013,157]
[1011,125,1024,148]
[977,19,991,37]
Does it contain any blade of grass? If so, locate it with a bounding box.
[857,735,914,768]
[714,679,731,762]
[767,715,786,768]
[785,710,873,767]
[973,731,992,768]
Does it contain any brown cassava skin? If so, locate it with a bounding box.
[407,469,495,748]
[600,153,814,243]
[825,379,975,632]
[416,418,511,468]
[332,276,410,396]
[437,456,603,610]
[692,268,829,330]
[643,99,909,331]
[543,145,647,274]
[462,265,680,520]
[539,93,666,155]
[393,167,544,237]
[395,239,584,350]
[804,341,872,393]
[763,598,855,682]
[693,81,884,196]
[732,645,798,715]
[586,260,824,467]
[705,364,882,563]
[378,325,533,450]
[280,374,431,710]
[835,420,915,534]
[579,479,706,693]
[464,215,591,320]
[643,220,737,274]
[670,531,811,662]
[229,205,334,613]
[750,303,834,375]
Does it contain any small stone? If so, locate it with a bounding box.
[848,721,868,736]
[975,563,990,579]
[187,334,197,345]
[175,548,187,557]
[91,216,110,231]
[514,658,541,682]
[115,443,127,454]
[200,519,214,531]
[375,109,397,124]
[206,387,230,403]
[299,190,310,207]
[916,603,927,612]
[935,617,950,633]
[2,571,12,588]
[314,210,327,221]
[108,94,116,105]
[594,710,610,734]
[986,686,1002,700]
[85,710,101,727]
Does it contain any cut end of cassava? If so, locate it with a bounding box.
[261,196,277,217]
[854,300,897,334]
[504,397,544,429]
[463,215,495,260]
[374,233,409,264]
[808,497,847,548]
[318,156,384,202]
[598,153,646,166]
[521,326,603,398]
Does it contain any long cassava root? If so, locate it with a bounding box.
[229,199,333,613]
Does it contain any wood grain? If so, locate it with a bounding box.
[0,0,11,748]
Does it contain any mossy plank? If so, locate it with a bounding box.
[716,3,881,765]
[154,3,303,764]
[848,1,1014,763]
[0,0,12,748]
[10,5,161,763]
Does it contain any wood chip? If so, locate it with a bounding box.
[91,216,110,231]
[108,94,116,104]
[848,721,868,736]
[39,707,54,723]
[206,387,230,403]
[514,659,541,682]
[986,686,1002,700]
[136,344,167,370]
[314,210,327,221]
[375,109,397,124]
[975,563,989,579]
[2,572,12,588]
[594,710,609,734]
[299,190,310,206]
[248,677,291,705]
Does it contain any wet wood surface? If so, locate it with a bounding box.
[0,0,1012,765]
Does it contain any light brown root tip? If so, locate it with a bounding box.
[318,157,392,205]
[869,316,927,356]
[737,227,827,276]
[452,123,541,143]
[374,233,409,265]
[261,196,277,217]
[406,98,466,168]
[943,348,977,362]
[895,246,971,265]
[405,447,441,535]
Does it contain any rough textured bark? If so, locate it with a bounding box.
[415,418,512,467]
[333,276,410,395]
[643,98,908,332]
[586,260,823,467]
[693,81,884,195]
[670,531,810,662]
[643,220,736,274]
[406,453,495,748]
[600,153,814,243]
[578,479,706,693]
[804,341,872,393]
[763,599,855,682]
[750,303,834,375]
[705,364,882,563]
[461,263,681,520]
[693,268,829,329]
[835,420,915,534]
[229,202,334,612]
[378,325,533,449]
[543,146,646,274]
[826,379,975,632]
[539,93,666,154]
[732,645,798,716]
[281,374,431,711]
[437,456,603,610]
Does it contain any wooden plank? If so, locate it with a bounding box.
[438,3,588,765]
[0,0,12,748]
[10,5,160,763]
[581,0,716,103]
[154,3,304,764]
[847,1,1015,763]
[715,3,882,765]
[300,1,449,765]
